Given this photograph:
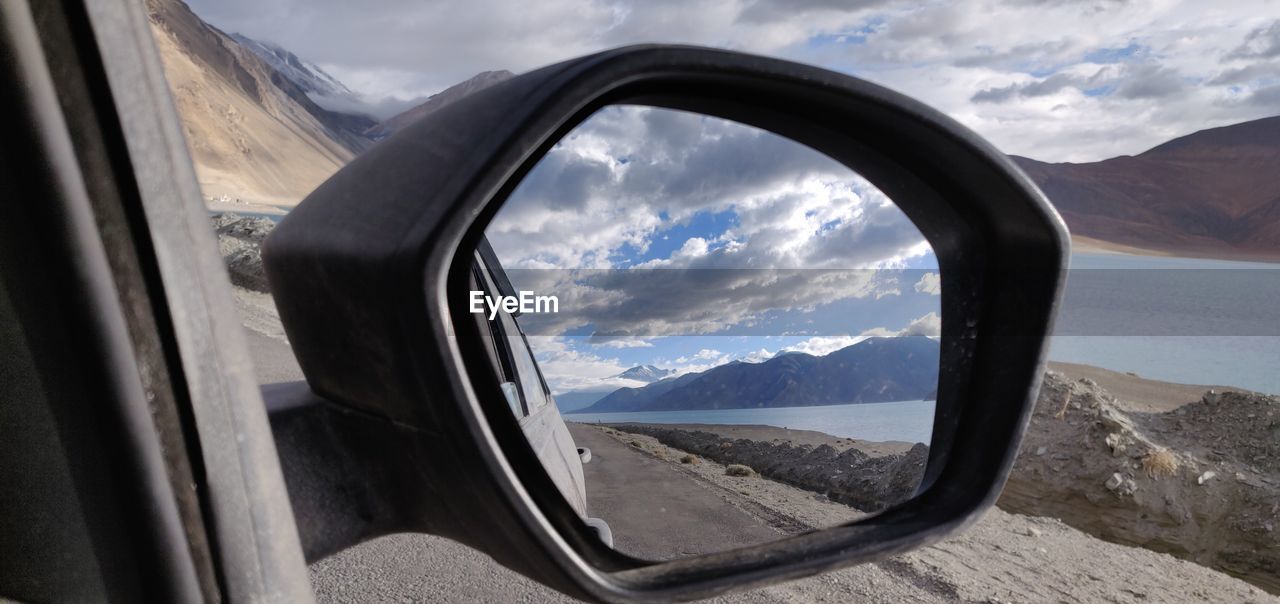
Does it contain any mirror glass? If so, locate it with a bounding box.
[468,105,940,560]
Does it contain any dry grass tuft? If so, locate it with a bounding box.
[725,464,756,477]
[1142,448,1179,478]
[680,454,699,465]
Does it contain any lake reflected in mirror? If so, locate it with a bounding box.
[471,105,941,560]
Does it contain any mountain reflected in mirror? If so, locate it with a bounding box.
[472,105,940,560]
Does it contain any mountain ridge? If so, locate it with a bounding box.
[1011,115,1280,261]
[149,0,513,206]
[146,0,364,204]
[575,337,939,413]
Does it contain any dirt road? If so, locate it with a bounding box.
[569,424,788,559]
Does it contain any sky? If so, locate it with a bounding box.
[483,107,942,393]
[184,0,1280,393]
[188,0,1280,162]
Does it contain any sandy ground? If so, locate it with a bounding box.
[1046,360,1244,412]
[1071,234,1172,257]
[1070,234,1280,263]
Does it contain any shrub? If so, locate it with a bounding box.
[725,464,755,477]
[680,454,699,465]
[1142,448,1179,478]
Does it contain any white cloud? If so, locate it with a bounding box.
[591,337,656,349]
[740,348,777,363]
[487,106,930,272]
[914,272,941,295]
[780,310,942,355]
[899,311,942,337]
[523,336,638,393]
[784,335,874,356]
[481,107,927,339]
[675,348,724,363]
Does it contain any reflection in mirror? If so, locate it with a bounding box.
[469,105,940,560]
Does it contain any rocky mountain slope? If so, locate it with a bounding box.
[1013,115,1280,260]
[229,33,355,103]
[581,337,939,413]
[149,0,510,207]
[146,0,374,205]
[227,33,377,152]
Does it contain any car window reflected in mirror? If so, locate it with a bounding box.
[467,105,941,560]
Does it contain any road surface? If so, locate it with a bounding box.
[569,424,785,559]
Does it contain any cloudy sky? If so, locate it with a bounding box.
[482,107,941,393]
[190,0,1279,162]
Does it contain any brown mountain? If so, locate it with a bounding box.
[148,0,515,208]
[146,0,370,205]
[364,70,514,140]
[1013,116,1280,261]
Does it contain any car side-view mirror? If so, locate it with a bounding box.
[261,45,1068,602]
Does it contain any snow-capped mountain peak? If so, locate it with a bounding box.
[230,33,352,99]
[613,365,675,383]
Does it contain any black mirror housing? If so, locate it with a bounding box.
[262,45,1068,602]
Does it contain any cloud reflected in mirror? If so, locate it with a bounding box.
[471,105,941,560]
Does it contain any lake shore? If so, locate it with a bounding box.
[1072,234,1280,264]
[590,422,915,457]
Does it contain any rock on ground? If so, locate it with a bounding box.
[211,212,276,292]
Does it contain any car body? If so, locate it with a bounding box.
[469,242,589,517]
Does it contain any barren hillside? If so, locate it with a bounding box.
[146,0,361,206]
[1013,116,1280,261]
